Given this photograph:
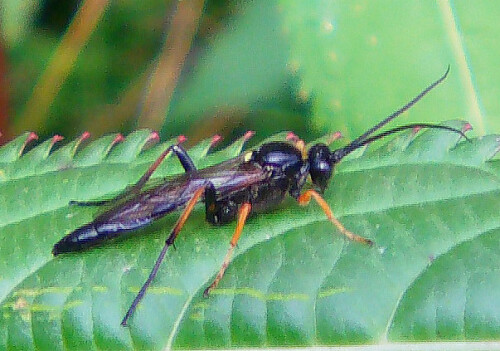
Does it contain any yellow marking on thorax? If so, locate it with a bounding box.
[243,151,253,162]
[295,139,307,159]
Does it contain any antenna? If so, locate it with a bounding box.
[330,66,467,163]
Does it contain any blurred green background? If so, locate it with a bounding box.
[1,0,498,147]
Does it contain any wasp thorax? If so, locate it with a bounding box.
[251,142,303,176]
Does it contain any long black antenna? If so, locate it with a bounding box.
[331,66,456,162]
[350,65,450,148]
[347,123,468,150]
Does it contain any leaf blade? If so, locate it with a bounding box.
[1,129,498,349]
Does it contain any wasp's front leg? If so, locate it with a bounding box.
[297,189,373,246]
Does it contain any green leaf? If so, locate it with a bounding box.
[0,126,499,349]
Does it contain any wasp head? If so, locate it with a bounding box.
[308,143,334,193]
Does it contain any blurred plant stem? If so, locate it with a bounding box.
[137,0,206,130]
[15,0,109,135]
[0,39,9,142]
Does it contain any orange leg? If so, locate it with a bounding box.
[297,190,373,246]
[203,203,252,297]
[121,186,205,326]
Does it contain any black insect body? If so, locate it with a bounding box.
[53,67,467,326]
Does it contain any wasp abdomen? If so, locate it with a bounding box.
[53,217,153,255]
[52,223,100,255]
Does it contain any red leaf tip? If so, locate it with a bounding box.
[327,131,343,144]
[286,132,299,142]
[27,132,39,143]
[80,131,91,140]
[244,130,255,140]
[462,123,473,132]
[177,135,187,144]
[52,135,64,143]
[412,126,422,134]
[113,133,125,144]
[211,134,222,146]
[149,131,160,142]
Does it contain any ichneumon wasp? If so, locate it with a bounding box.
[53,67,469,326]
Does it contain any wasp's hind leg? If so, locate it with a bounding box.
[70,142,196,206]
[121,185,206,326]
[297,189,373,246]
